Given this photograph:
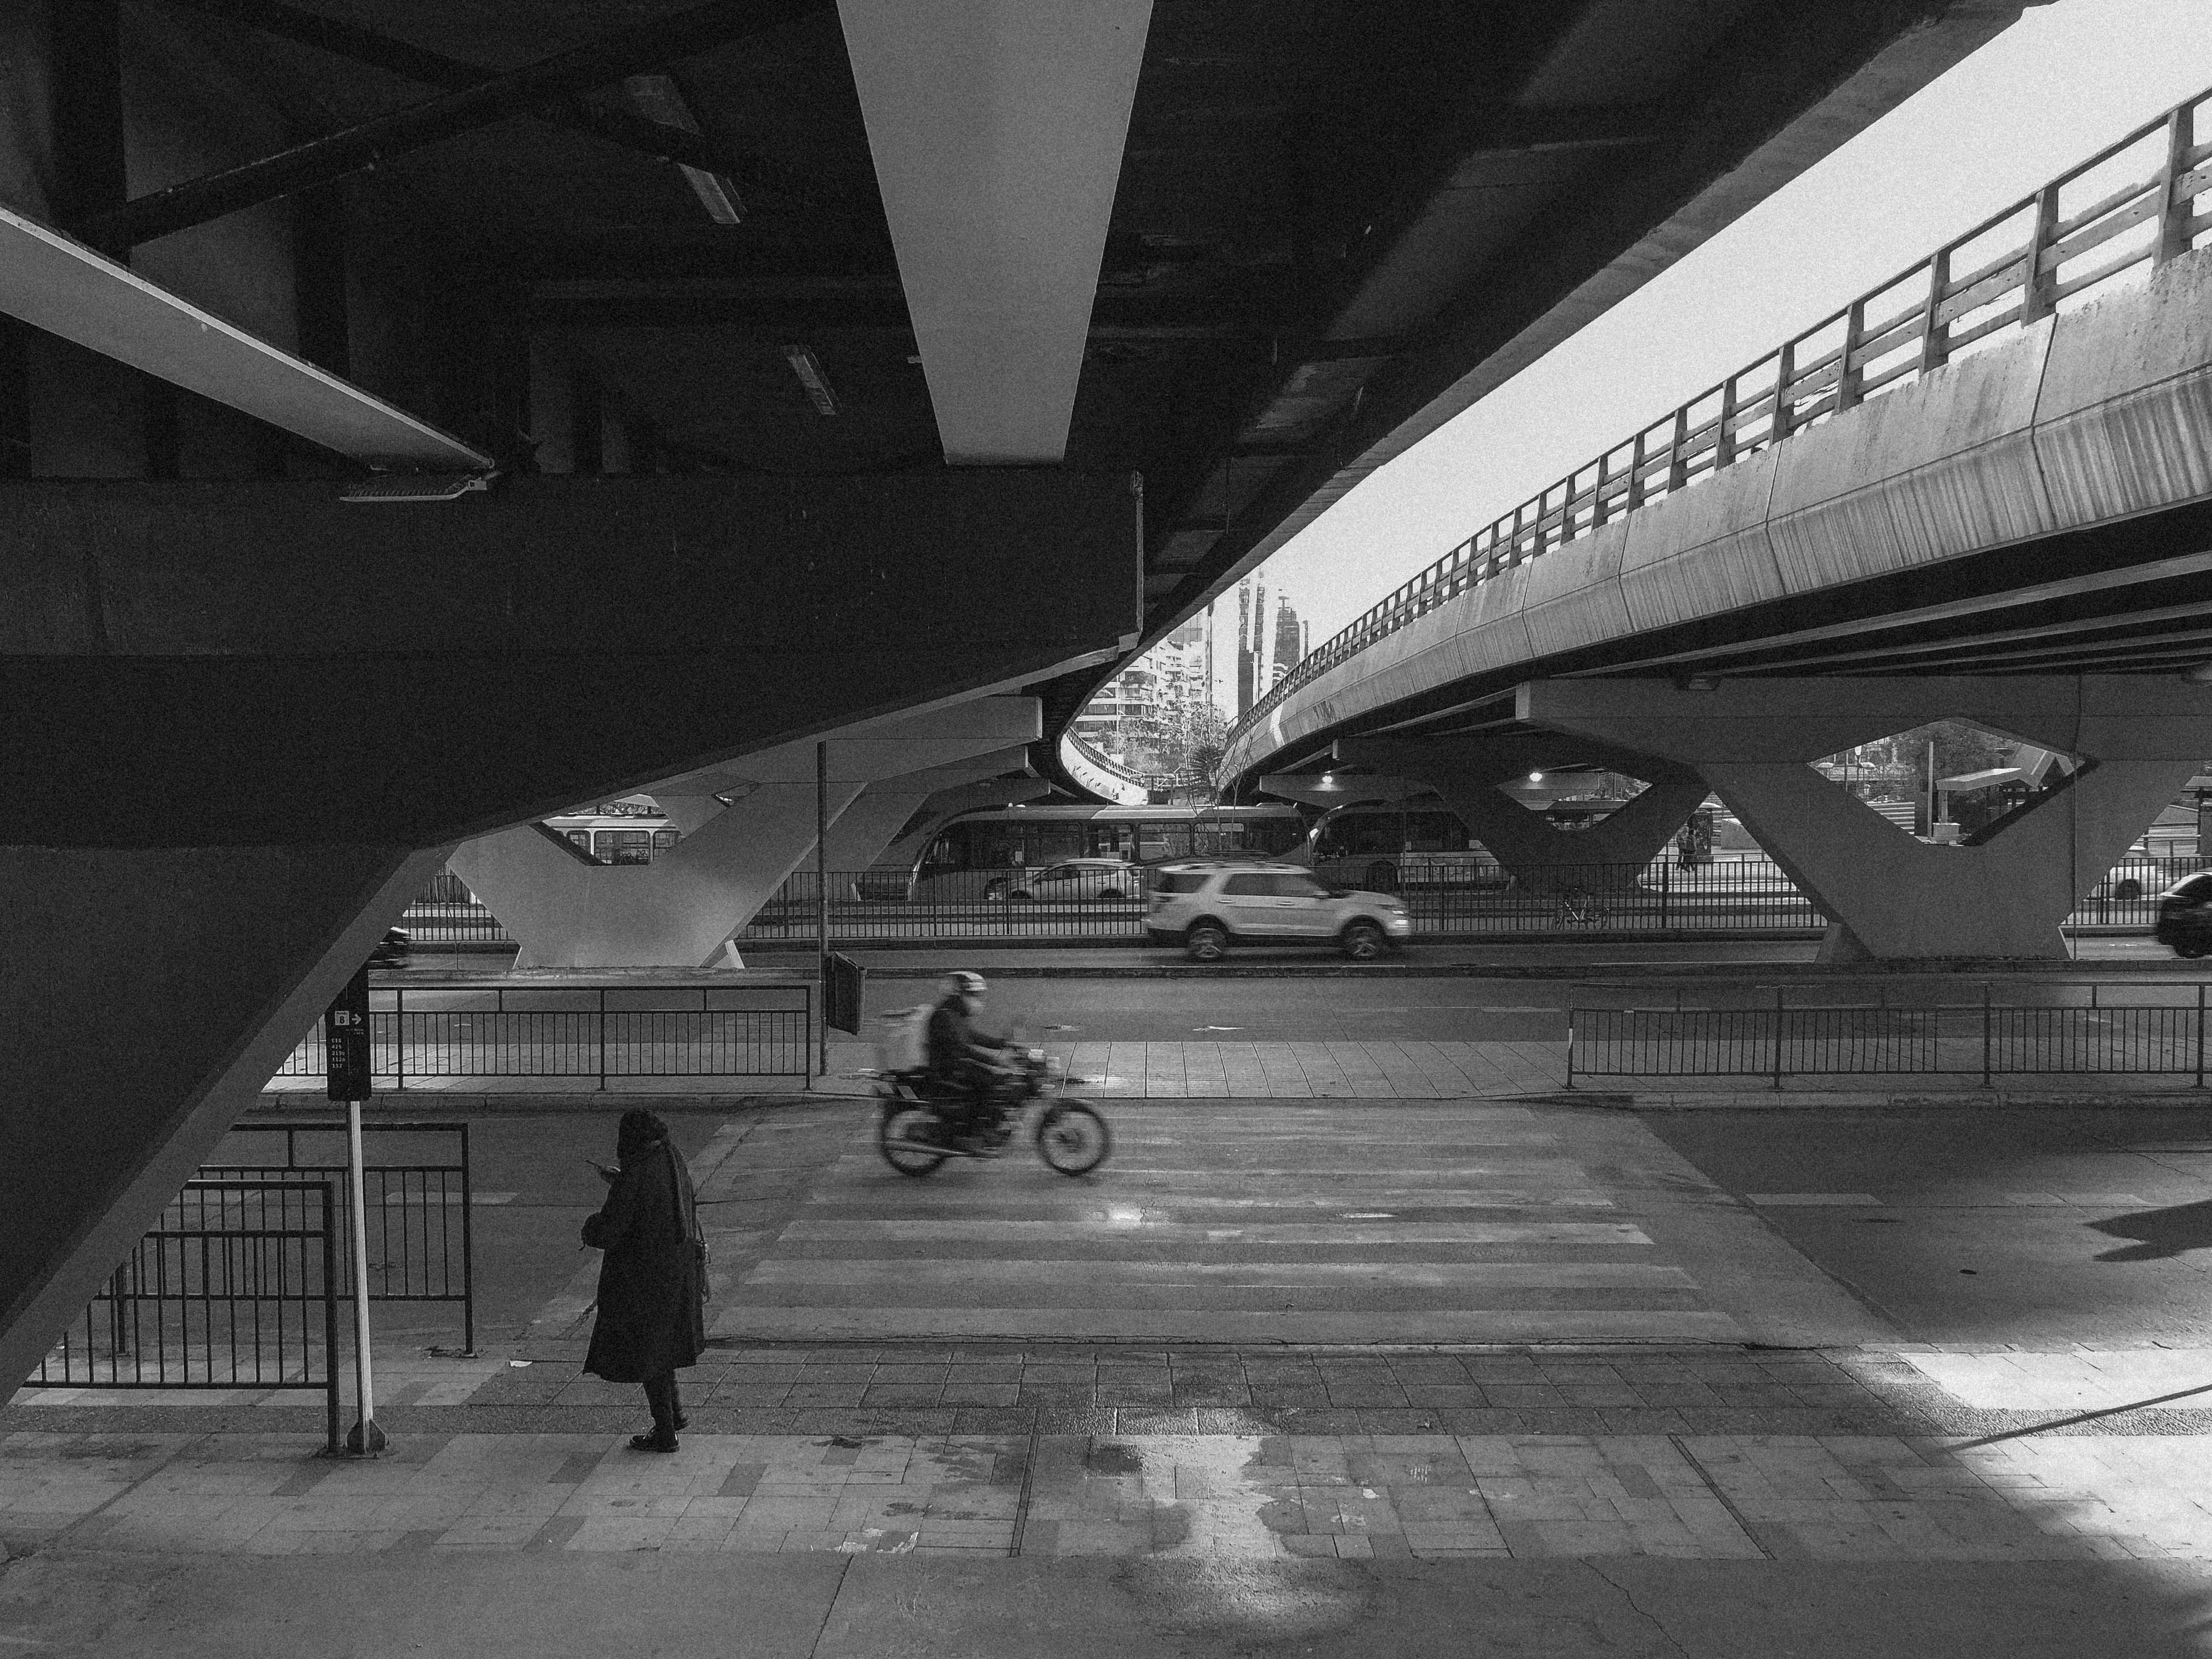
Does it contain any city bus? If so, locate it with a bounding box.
[1304,785,1658,891]
[543,801,680,865]
[884,804,1308,901]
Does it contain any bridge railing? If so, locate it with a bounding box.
[1228,81,2212,762]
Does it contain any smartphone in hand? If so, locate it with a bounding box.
[585,1158,619,1184]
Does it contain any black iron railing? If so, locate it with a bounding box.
[1569,982,2212,1087]
[1228,82,2212,761]
[206,1119,475,1353]
[37,1180,342,1452]
[277,983,813,1085]
[734,856,2192,943]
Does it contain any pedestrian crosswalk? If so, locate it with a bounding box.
[710,1102,1743,1344]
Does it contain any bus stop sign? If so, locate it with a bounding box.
[324,965,372,1100]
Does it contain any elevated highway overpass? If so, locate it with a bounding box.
[1223,84,2212,965]
[1,1,2042,1392]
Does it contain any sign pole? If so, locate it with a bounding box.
[343,1096,385,1455]
[816,740,830,1077]
[324,965,385,1455]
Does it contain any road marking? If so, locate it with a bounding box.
[1744,1192,1885,1206]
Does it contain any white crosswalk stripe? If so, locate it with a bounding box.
[711,1102,1741,1344]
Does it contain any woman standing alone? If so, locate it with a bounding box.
[582,1109,707,1452]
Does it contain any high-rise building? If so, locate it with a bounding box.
[1235,582,1254,717]
[1270,594,1303,687]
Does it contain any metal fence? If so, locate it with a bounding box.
[276,983,814,1086]
[1569,982,2212,1086]
[1230,81,2212,752]
[206,1120,475,1352]
[733,855,2199,944]
[398,901,513,947]
[36,1180,341,1451]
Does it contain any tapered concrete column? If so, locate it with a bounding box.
[1334,736,1706,893]
[1522,677,2212,960]
[452,700,1041,967]
[0,843,446,1396]
[449,782,866,969]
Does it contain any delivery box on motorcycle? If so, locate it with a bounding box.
[876,1005,931,1072]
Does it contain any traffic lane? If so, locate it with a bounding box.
[213,1111,725,1346]
[1639,1107,2212,1346]
[857,975,1572,1041]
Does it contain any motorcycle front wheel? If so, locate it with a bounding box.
[879,1105,949,1177]
[1036,1100,1111,1176]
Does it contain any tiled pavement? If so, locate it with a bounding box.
[5,1344,2212,1562]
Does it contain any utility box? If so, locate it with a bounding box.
[825,952,866,1036]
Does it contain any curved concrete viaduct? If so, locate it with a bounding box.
[1225,142,2212,967]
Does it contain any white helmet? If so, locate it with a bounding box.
[943,971,987,999]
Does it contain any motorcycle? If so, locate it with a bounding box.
[874,1047,1111,1178]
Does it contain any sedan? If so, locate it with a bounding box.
[983,859,1143,902]
[2153,872,2212,958]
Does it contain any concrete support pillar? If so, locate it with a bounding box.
[1334,737,1706,893]
[450,700,1043,968]
[451,781,865,969]
[0,842,445,1395]
[1522,677,2212,961]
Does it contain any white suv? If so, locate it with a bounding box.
[1145,860,1412,961]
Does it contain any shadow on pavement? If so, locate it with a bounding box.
[2090,1199,2212,1263]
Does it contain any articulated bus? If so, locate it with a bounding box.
[872,804,1308,901]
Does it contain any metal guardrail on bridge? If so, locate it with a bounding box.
[1229,81,2212,757]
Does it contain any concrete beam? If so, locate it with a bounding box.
[650,698,1043,796]
[836,0,1152,463]
[1522,677,2212,959]
[0,202,490,470]
[1257,774,1431,809]
[2,471,1140,846]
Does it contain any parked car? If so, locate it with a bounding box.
[2154,872,2212,957]
[983,858,1143,903]
[2090,849,2208,902]
[367,927,410,968]
[1145,859,1412,961]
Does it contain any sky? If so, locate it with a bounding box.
[1251,0,2212,647]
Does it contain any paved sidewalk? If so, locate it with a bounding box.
[3,1343,2211,1565]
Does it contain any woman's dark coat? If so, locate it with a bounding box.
[581,1138,706,1382]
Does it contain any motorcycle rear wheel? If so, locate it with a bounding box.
[1036,1100,1111,1176]
[880,1105,948,1176]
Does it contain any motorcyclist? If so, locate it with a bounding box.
[925,971,1017,1147]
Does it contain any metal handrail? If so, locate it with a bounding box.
[1224,82,2212,770]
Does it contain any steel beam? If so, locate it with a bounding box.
[152,0,747,185]
[75,0,827,248]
